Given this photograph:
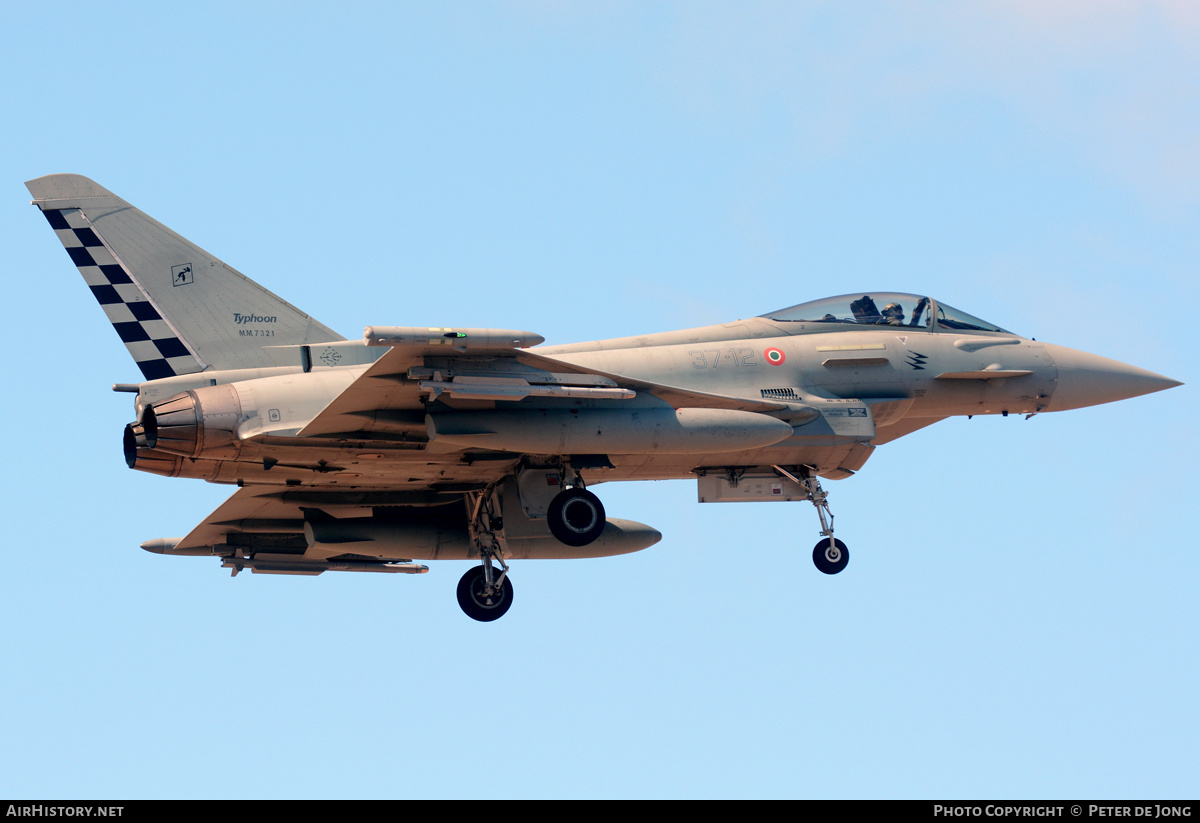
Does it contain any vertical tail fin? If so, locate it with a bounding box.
[27,174,343,380]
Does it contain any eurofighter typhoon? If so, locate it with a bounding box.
[27,174,1182,621]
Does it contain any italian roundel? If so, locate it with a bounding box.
[764,347,786,365]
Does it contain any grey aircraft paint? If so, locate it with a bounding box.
[28,175,1182,621]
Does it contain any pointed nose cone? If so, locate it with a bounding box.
[1043,343,1182,412]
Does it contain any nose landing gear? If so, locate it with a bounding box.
[775,465,850,576]
[803,472,849,576]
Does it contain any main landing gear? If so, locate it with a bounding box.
[459,480,514,622]
[455,466,609,621]
[775,465,850,576]
[546,486,605,547]
[457,564,513,622]
[546,463,606,547]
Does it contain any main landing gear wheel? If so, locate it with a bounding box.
[812,538,849,575]
[547,488,606,547]
[456,566,513,622]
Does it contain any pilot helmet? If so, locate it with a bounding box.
[883,302,903,317]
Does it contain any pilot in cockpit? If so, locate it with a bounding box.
[881,303,905,325]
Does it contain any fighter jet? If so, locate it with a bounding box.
[27,174,1182,621]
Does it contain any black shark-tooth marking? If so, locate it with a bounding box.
[906,352,928,370]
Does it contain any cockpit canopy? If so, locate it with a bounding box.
[761,292,1012,334]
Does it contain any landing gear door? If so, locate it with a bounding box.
[515,467,563,519]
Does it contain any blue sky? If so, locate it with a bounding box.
[1,2,1196,799]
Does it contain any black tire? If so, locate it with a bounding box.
[546,488,606,547]
[812,538,849,575]
[456,566,514,622]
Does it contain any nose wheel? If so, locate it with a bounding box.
[812,538,849,575]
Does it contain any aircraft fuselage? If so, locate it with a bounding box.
[28,173,1179,620]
